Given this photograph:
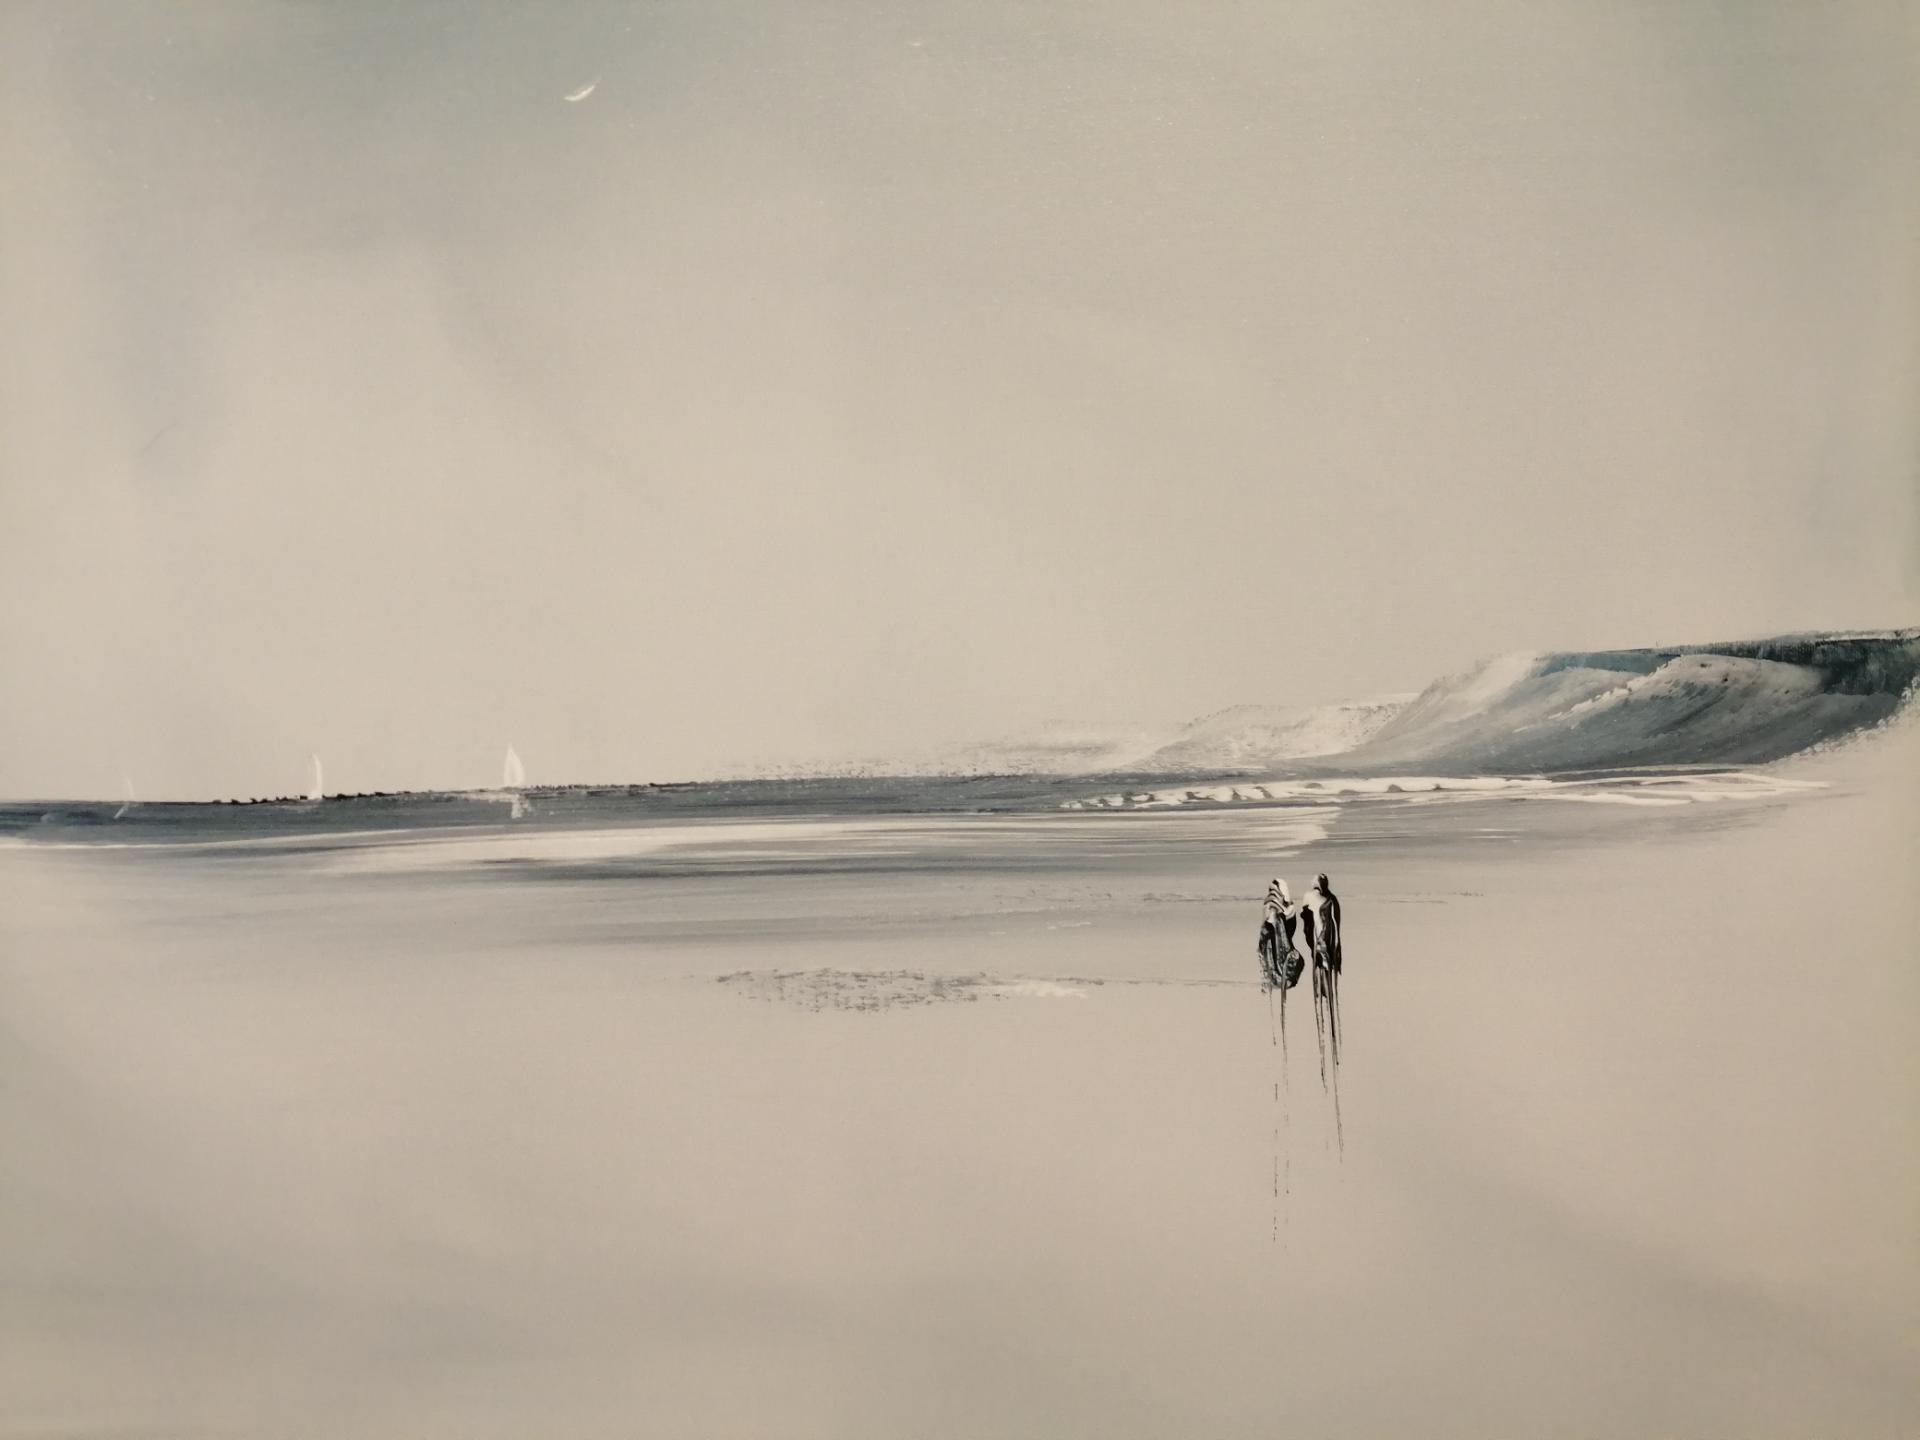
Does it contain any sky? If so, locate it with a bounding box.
[1,0,1914,799]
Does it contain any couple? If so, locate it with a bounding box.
[1258,872,1342,994]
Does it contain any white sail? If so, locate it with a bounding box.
[307,753,324,802]
[113,776,136,820]
[503,744,526,789]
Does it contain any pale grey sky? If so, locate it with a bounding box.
[1,1,1914,798]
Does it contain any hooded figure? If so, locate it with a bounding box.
[1263,877,1289,926]
[1305,872,1342,975]
[1258,879,1304,990]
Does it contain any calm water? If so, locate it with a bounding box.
[3,752,1915,1437]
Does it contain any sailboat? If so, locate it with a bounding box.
[502,745,528,818]
[113,777,136,820]
[306,753,324,802]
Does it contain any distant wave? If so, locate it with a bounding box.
[1335,631,1918,773]
[1062,769,1826,811]
[791,632,1915,783]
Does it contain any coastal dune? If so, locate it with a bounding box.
[1325,631,1920,775]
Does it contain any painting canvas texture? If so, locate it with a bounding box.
[2,4,1915,1436]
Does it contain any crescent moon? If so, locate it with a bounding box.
[564,80,598,103]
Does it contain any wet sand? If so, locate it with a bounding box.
[2,745,1915,1437]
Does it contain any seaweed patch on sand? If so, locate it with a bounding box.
[717,969,1096,1012]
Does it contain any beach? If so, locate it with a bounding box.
[2,741,1914,1437]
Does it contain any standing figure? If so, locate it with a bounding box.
[1304,872,1344,1093]
[1292,892,1317,974]
[1306,872,1341,976]
[1258,878,1303,991]
[1256,914,1284,990]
